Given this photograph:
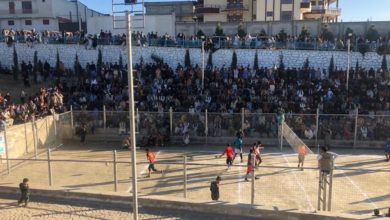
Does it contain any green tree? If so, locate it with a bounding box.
[328,55,334,75]
[382,55,388,72]
[74,54,81,76]
[119,53,123,68]
[207,52,213,68]
[279,53,285,70]
[366,25,380,42]
[303,57,310,69]
[184,49,191,68]
[237,23,247,38]
[231,51,237,69]
[321,24,334,42]
[299,26,310,41]
[97,48,103,73]
[215,23,224,36]
[278,29,288,42]
[33,51,38,73]
[197,29,205,39]
[253,51,259,70]
[12,46,19,81]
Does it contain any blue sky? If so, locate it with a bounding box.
[79,0,390,22]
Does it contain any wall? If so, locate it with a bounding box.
[0,43,389,72]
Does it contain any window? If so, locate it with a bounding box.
[266,11,273,17]
[281,11,292,21]
[22,1,33,14]
[43,19,50,25]
[281,0,293,4]
[8,20,15,26]
[9,2,15,14]
[25,20,32,25]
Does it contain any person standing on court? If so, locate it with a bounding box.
[219,143,234,170]
[297,145,307,171]
[210,176,222,201]
[317,146,338,174]
[80,123,87,144]
[245,149,259,182]
[385,137,390,162]
[18,178,30,207]
[233,132,244,163]
[146,148,163,178]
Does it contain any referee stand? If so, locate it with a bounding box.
[318,169,334,211]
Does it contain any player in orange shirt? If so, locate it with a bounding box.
[219,144,234,170]
[146,148,162,178]
[297,145,307,171]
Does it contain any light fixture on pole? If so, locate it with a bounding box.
[346,32,352,93]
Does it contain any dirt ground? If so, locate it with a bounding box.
[1,141,389,217]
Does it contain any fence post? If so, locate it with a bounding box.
[70,105,74,139]
[328,169,333,211]
[251,154,255,208]
[103,105,107,130]
[45,117,49,148]
[205,109,208,145]
[353,108,359,148]
[183,156,187,198]
[169,107,173,136]
[24,122,28,154]
[32,117,38,159]
[136,108,139,134]
[315,108,319,148]
[4,126,10,174]
[279,123,283,152]
[241,108,245,132]
[47,148,53,186]
[113,150,118,192]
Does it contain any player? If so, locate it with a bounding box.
[385,137,390,162]
[233,133,244,163]
[146,148,162,178]
[245,149,259,182]
[317,146,338,175]
[219,144,234,170]
[297,145,307,171]
[18,178,30,207]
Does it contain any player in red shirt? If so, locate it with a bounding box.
[219,144,234,170]
[146,148,162,178]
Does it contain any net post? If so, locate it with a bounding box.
[24,122,28,154]
[103,105,107,130]
[47,148,53,186]
[70,105,74,140]
[4,126,10,175]
[317,170,322,211]
[45,117,49,149]
[315,108,319,147]
[279,123,283,152]
[113,150,118,192]
[241,108,244,133]
[322,173,327,211]
[353,107,358,148]
[251,154,255,208]
[32,117,38,159]
[183,155,187,198]
[169,107,173,135]
[328,169,333,211]
[205,109,208,146]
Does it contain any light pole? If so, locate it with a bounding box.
[201,36,205,90]
[346,32,352,93]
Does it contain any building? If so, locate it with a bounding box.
[0,0,107,32]
[144,1,196,22]
[195,0,340,22]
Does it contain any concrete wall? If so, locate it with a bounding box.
[1,43,388,72]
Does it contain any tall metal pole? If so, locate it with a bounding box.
[126,11,138,220]
[315,108,319,148]
[201,41,205,90]
[346,38,351,93]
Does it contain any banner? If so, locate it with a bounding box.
[281,122,313,154]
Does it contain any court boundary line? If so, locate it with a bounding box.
[282,154,315,211]
[126,151,161,193]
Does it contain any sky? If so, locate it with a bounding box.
[79,0,390,22]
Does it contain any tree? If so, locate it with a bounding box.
[382,54,388,72]
[184,49,191,68]
[366,25,380,42]
[328,55,334,75]
[97,48,103,73]
[215,23,224,36]
[279,53,285,70]
[303,57,310,69]
[321,24,334,42]
[237,23,246,38]
[197,29,205,39]
[278,29,288,42]
[298,26,310,41]
[33,51,38,73]
[207,52,213,68]
[119,53,123,68]
[74,54,81,76]
[231,51,237,69]
[253,51,259,70]
[12,46,19,81]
